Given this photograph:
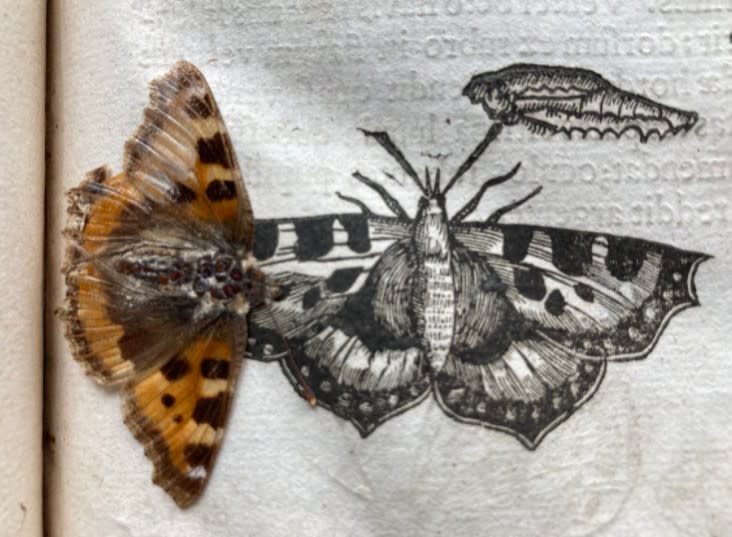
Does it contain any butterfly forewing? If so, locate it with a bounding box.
[61,61,258,506]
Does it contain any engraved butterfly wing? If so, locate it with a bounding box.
[463,64,698,142]
[248,214,434,436]
[61,61,254,506]
[435,222,707,447]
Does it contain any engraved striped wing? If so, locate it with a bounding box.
[453,222,707,359]
[248,215,432,435]
[436,221,708,447]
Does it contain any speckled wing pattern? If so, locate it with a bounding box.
[463,63,699,142]
[61,61,255,506]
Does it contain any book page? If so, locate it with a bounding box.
[46,1,731,536]
[0,1,46,536]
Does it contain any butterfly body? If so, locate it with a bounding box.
[383,187,520,375]
[411,194,455,371]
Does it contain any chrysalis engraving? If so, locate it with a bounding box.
[463,63,698,142]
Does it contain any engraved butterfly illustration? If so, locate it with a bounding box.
[246,76,707,448]
[60,61,316,507]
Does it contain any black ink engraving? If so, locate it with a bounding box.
[463,63,698,142]
[247,65,707,449]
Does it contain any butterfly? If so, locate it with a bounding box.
[246,121,708,449]
[60,61,315,507]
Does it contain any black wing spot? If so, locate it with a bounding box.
[545,289,566,316]
[606,237,647,281]
[302,286,321,309]
[170,181,197,203]
[549,230,594,276]
[200,358,230,379]
[502,227,533,263]
[574,282,595,302]
[186,94,214,119]
[90,166,108,183]
[197,132,233,168]
[513,268,546,300]
[293,218,335,260]
[192,393,227,428]
[161,357,190,381]
[161,393,175,407]
[253,222,279,260]
[184,443,213,467]
[326,268,362,293]
[338,214,371,253]
[206,180,237,201]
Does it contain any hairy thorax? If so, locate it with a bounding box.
[112,248,266,319]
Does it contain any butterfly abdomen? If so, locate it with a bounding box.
[411,198,456,371]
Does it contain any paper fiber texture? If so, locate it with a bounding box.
[0,2,45,537]
[46,1,731,536]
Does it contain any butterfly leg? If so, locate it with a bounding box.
[450,162,522,223]
[336,192,374,215]
[350,171,410,219]
[484,186,542,224]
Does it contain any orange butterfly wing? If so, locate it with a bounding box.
[61,61,259,506]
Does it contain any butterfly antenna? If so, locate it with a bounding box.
[485,186,542,225]
[443,122,503,195]
[265,305,317,407]
[425,167,432,194]
[450,162,522,224]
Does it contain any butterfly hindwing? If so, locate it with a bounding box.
[249,230,431,436]
[432,244,607,447]
[123,320,244,507]
[62,165,205,384]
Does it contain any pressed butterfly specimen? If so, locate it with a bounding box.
[60,61,315,507]
[246,71,707,448]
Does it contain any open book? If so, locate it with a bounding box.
[3,2,730,536]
